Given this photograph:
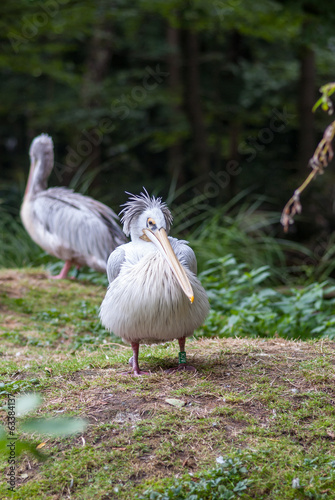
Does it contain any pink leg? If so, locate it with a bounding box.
[50,260,72,279]
[122,342,150,376]
[166,337,197,374]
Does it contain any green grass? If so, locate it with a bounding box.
[1,269,335,498]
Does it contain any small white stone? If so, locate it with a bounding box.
[292,477,300,488]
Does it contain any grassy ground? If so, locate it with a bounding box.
[0,268,335,499]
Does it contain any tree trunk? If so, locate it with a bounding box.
[81,24,114,107]
[298,47,316,172]
[183,29,209,179]
[79,21,114,172]
[166,24,184,188]
[227,121,241,198]
[226,31,242,199]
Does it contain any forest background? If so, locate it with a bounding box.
[2,0,335,280]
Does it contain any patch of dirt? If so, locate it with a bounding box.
[17,336,333,436]
[0,269,51,297]
[0,314,24,329]
[0,269,102,305]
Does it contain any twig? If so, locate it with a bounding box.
[284,378,300,388]
[281,82,335,232]
[100,342,129,349]
[281,121,335,232]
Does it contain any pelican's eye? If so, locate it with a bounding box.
[147,217,157,229]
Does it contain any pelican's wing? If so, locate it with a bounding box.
[32,187,125,264]
[169,237,197,274]
[106,246,126,283]
[45,187,125,245]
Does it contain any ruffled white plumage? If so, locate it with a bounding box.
[100,240,209,343]
[99,190,209,374]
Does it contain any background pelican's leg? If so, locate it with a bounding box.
[166,336,197,374]
[124,342,150,376]
[51,260,72,279]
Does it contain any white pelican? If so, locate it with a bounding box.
[21,134,126,278]
[99,190,210,375]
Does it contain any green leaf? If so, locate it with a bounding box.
[0,437,47,461]
[252,271,271,285]
[165,398,186,408]
[16,393,42,417]
[312,96,324,112]
[21,417,87,436]
[15,440,48,461]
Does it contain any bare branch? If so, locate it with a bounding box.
[281,83,335,232]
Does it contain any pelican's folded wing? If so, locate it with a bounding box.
[42,187,125,247]
[106,246,126,283]
[31,188,125,265]
[169,237,197,275]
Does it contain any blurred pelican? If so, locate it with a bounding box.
[100,190,209,375]
[21,134,126,278]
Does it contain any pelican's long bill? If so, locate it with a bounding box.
[143,227,194,303]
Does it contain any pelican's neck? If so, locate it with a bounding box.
[130,237,155,251]
[24,156,51,198]
[130,227,144,242]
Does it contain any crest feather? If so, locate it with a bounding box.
[120,188,173,236]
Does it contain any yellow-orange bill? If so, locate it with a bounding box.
[143,227,194,303]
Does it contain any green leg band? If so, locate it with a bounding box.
[179,351,186,364]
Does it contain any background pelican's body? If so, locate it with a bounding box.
[100,237,209,344]
[99,190,209,374]
[21,134,125,277]
[21,187,123,272]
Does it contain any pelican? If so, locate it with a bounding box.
[99,190,210,375]
[21,134,126,278]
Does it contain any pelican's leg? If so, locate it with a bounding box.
[122,342,150,376]
[166,337,197,374]
[50,260,72,279]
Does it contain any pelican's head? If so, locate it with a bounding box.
[120,189,194,303]
[25,134,54,196]
[120,189,172,239]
